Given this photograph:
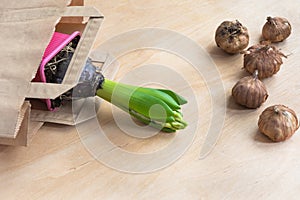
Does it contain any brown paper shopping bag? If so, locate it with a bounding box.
[0,0,117,146]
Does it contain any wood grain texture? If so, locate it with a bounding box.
[1,0,300,199]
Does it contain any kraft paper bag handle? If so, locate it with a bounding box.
[27,6,103,99]
[61,6,102,17]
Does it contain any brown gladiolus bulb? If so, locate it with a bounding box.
[243,44,286,79]
[262,16,291,43]
[215,20,249,54]
[258,105,299,142]
[232,71,268,109]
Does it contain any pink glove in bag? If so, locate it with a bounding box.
[33,31,104,111]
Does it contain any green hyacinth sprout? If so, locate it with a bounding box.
[96,79,188,132]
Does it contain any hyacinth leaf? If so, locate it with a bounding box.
[157,89,188,105]
[135,88,181,110]
[104,81,183,110]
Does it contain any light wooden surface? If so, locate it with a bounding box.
[1,0,300,199]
